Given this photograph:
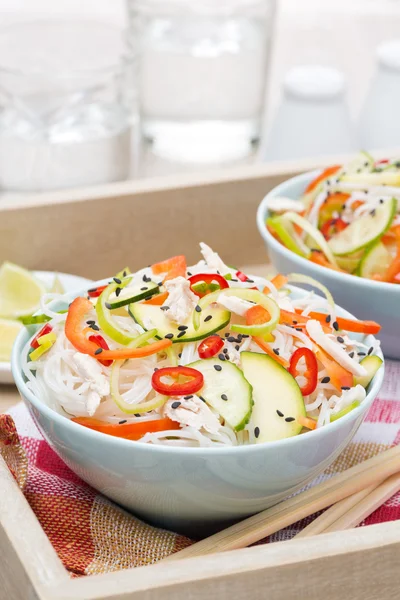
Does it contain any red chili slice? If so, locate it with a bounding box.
[236,270,250,282]
[88,335,113,367]
[289,348,318,396]
[188,273,229,298]
[87,285,107,298]
[30,324,53,349]
[198,335,224,359]
[320,217,348,241]
[151,366,204,396]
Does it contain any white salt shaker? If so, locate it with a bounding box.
[358,40,400,150]
[261,65,357,161]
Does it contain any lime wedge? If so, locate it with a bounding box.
[0,262,46,318]
[0,318,23,362]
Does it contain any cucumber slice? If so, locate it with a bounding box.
[358,241,392,279]
[188,358,252,431]
[341,172,400,186]
[354,355,383,389]
[128,303,230,343]
[328,198,396,256]
[266,215,310,258]
[344,151,374,175]
[108,282,159,309]
[330,400,360,422]
[241,352,306,443]
[336,250,364,273]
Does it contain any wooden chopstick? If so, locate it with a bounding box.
[166,444,400,561]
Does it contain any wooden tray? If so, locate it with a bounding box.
[1,155,399,600]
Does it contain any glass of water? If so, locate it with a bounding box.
[129,0,276,163]
[0,20,135,192]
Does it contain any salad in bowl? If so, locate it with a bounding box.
[265,152,400,283]
[18,243,383,448]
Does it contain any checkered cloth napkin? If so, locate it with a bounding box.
[1,359,400,576]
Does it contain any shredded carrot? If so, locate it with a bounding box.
[310,250,345,273]
[305,165,342,193]
[293,309,380,335]
[151,255,187,282]
[268,274,288,290]
[297,415,317,430]
[253,336,289,368]
[143,291,169,305]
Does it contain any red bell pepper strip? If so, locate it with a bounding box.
[30,324,53,349]
[188,273,229,297]
[289,347,318,396]
[88,334,113,367]
[87,285,107,298]
[152,255,187,282]
[151,366,204,396]
[320,217,348,241]
[65,297,172,360]
[304,165,342,193]
[296,309,381,335]
[198,335,224,359]
[315,346,353,392]
[71,417,181,440]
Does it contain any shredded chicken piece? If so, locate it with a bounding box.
[164,396,221,434]
[217,293,254,317]
[162,276,198,323]
[199,242,231,275]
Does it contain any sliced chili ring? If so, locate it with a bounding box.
[88,334,113,367]
[198,335,224,359]
[289,347,318,396]
[151,366,204,396]
[320,217,348,241]
[88,285,107,298]
[188,273,229,298]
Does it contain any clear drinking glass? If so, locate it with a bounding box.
[262,66,357,162]
[0,20,135,192]
[128,0,276,163]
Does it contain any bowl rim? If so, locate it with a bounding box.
[11,280,385,455]
[257,169,400,294]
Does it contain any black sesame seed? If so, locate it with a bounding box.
[223,348,228,354]
[143,274,151,282]
[123,271,127,278]
[119,420,127,424]
[88,288,98,293]
[237,334,243,341]
[296,327,302,332]
[160,306,170,311]
[368,346,373,355]
[230,278,238,282]
[235,345,240,351]
[86,320,95,325]
[214,365,222,372]
[293,320,298,325]
[177,331,186,338]
[115,287,122,297]
[242,334,250,338]
[157,282,163,287]
[165,333,174,339]
[337,336,344,343]
[273,348,280,356]
[370,209,376,216]
[134,413,141,417]
[195,305,202,313]
[178,353,182,358]
[349,351,355,358]
[228,336,236,342]
[341,386,350,391]
[342,204,346,210]
[154,367,159,371]
[225,333,230,338]
[221,394,228,401]
[358,352,366,356]
[321,376,331,384]
[184,395,193,400]
[178,325,188,331]
[113,277,122,284]
[187,271,192,276]
[204,315,212,322]
[90,324,100,331]
[140,286,148,291]
[225,354,230,360]
[285,417,295,422]
[325,315,331,323]
[379,198,384,204]
[171,401,181,409]
[276,410,284,417]
[254,427,260,438]
[218,353,226,361]
[246,279,255,283]
[105,302,112,310]
[199,396,206,402]
[94,348,103,355]
[333,321,339,331]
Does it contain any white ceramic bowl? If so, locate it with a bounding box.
[11,281,384,537]
[257,171,400,359]
[0,271,93,384]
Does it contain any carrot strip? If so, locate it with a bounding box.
[315,346,353,392]
[297,415,317,430]
[305,165,341,193]
[143,291,169,305]
[252,336,289,368]
[310,250,345,273]
[268,274,288,290]
[298,310,381,335]
[152,255,187,282]
[72,417,180,440]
